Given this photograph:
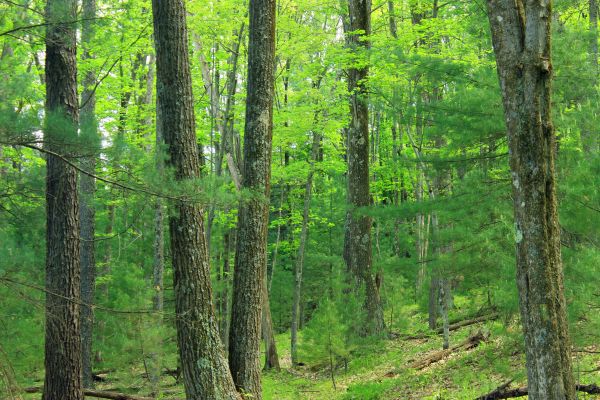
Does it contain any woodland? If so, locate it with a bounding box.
[0,0,599,399]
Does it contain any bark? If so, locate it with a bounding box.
[261,277,280,370]
[228,1,276,397]
[344,0,385,336]
[220,229,232,350]
[152,84,164,314]
[151,1,239,399]
[428,275,439,330]
[439,279,450,349]
[487,2,575,399]
[388,0,397,39]
[291,132,320,365]
[43,0,83,399]
[148,89,164,397]
[80,0,98,388]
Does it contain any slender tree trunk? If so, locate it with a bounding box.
[43,0,82,399]
[590,0,598,73]
[586,0,599,153]
[344,0,385,336]
[79,0,98,389]
[228,1,276,397]
[291,132,320,365]
[487,2,575,398]
[151,1,239,399]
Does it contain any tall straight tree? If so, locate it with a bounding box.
[487,1,575,399]
[228,0,276,397]
[343,0,385,335]
[79,0,98,388]
[151,1,240,399]
[43,0,83,399]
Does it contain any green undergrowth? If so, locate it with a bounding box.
[9,306,600,399]
[263,307,600,400]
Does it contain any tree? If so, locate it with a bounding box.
[487,1,576,398]
[150,1,240,399]
[291,131,320,365]
[79,0,98,388]
[43,0,83,399]
[228,0,276,397]
[343,0,385,335]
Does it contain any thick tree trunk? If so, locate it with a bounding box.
[228,1,276,397]
[487,2,575,398]
[220,229,232,350]
[43,0,83,399]
[151,1,239,399]
[80,0,98,389]
[344,0,385,336]
[147,93,164,396]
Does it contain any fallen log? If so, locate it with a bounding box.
[409,330,488,370]
[476,382,600,399]
[402,313,498,340]
[23,386,153,400]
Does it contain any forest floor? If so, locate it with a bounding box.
[14,306,600,400]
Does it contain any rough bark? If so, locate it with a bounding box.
[344,0,385,336]
[220,229,232,351]
[487,1,575,399]
[43,0,83,399]
[80,0,98,388]
[148,85,163,397]
[151,1,239,399]
[261,277,280,370]
[228,1,276,397]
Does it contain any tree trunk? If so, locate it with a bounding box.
[148,89,164,397]
[439,279,450,350]
[151,1,239,399]
[291,132,320,365]
[590,0,598,73]
[228,1,276,397]
[220,229,232,351]
[80,0,98,389]
[43,0,83,399]
[344,0,385,336]
[261,277,280,370]
[487,2,575,398]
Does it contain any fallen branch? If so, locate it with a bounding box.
[476,382,600,399]
[24,386,153,400]
[402,313,498,340]
[409,330,488,370]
